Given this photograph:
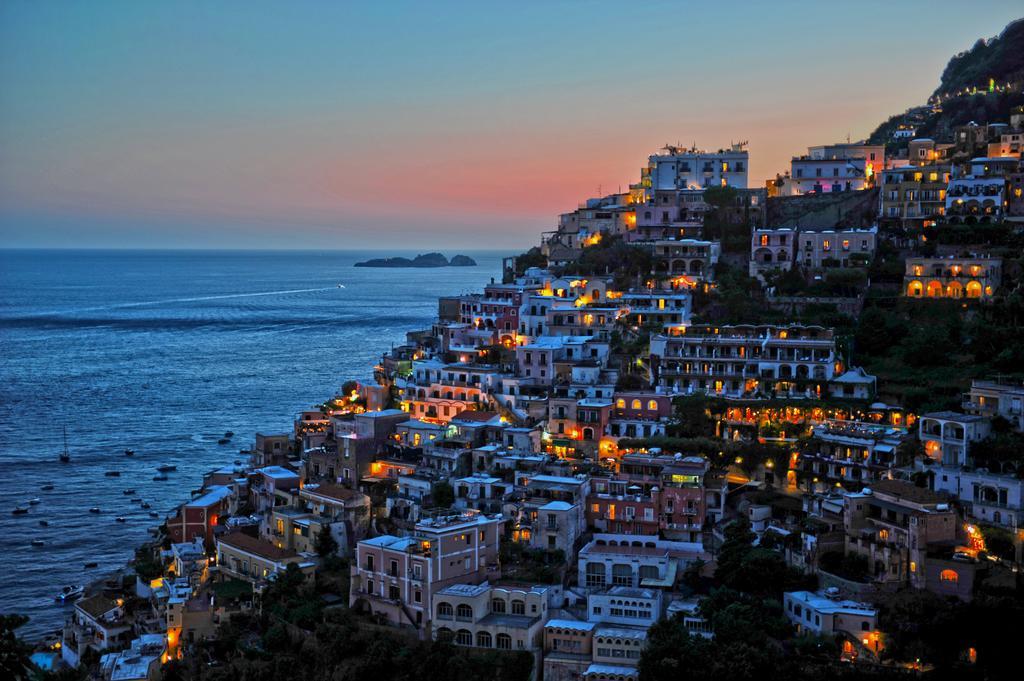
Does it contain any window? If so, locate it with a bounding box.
[456,629,473,646]
[511,600,525,615]
[496,634,512,650]
[389,585,400,600]
[456,604,473,620]
[631,399,641,410]
[648,399,658,411]
[476,631,492,648]
[940,569,959,584]
[491,598,506,613]
[437,602,454,619]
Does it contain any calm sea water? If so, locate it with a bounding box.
[0,249,503,638]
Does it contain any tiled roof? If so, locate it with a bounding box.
[218,532,298,561]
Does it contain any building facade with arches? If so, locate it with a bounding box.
[903,256,1002,300]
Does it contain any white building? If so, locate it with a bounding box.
[783,590,878,641]
[647,143,749,190]
[962,379,1024,431]
[587,586,663,628]
[918,411,991,466]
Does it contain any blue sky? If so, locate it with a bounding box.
[1,1,1021,249]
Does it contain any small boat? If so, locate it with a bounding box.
[123,489,136,495]
[41,484,54,491]
[31,539,45,547]
[115,517,126,523]
[56,585,84,602]
[153,475,168,481]
[148,511,160,518]
[59,427,71,464]
[156,464,176,472]
[141,502,151,509]
[124,449,135,456]
[224,431,234,438]
[104,471,120,477]
[89,507,101,514]
[39,520,49,527]
[217,438,230,445]
[337,284,345,288]
[12,507,29,515]
[28,498,41,505]
[84,562,98,569]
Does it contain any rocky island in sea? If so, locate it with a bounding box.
[354,252,477,268]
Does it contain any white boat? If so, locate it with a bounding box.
[28,498,41,505]
[115,517,126,523]
[56,585,84,602]
[89,507,101,514]
[31,539,45,547]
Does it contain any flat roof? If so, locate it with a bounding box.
[219,532,298,561]
[546,619,597,631]
[188,485,233,507]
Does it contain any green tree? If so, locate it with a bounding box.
[314,523,339,558]
[431,481,455,508]
[0,614,30,681]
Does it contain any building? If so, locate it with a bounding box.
[918,411,991,466]
[650,324,840,400]
[166,485,234,545]
[783,590,881,658]
[962,378,1024,430]
[433,582,549,652]
[349,510,503,629]
[62,596,130,667]
[750,227,797,279]
[932,465,1024,528]
[796,420,910,493]
[843,480,957,589]
[790,142,882,194]
[945,176,1007,223]
[878,164,951,227]
[587,586,663,628]
[577,534,706,592]
[647,143,749,191]
[903,256,1002,300]
[796,227,877,270]
[215,531,314,586]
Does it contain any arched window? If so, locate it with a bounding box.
[496,633,512,650]
[511,600,525,615]
[631,399,642,410]
[616,398,626,409]
[456,629,473,645]
[476,631,492,647]
[966,281,982,298]
[456,604,473,620]
[436,627,453,641]
[437,602,453,619]
[585,562,606,587]
[926,280,943,297]
[612,563,633,586]
[907,280,923,297]
[491,598,506,613]
[940,569,959,584]
[647,399,658,411]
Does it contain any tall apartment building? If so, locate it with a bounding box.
[349,510,504,629]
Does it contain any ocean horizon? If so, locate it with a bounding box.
[0,248,507,638]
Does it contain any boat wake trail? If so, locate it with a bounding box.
[20,287,339,318]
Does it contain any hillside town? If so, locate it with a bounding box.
[20,97,1024,681]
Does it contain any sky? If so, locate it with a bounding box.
[1,1,1022,250]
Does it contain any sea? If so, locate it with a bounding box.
[0,249,505,639]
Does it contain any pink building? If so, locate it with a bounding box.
[349,510,504,630]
